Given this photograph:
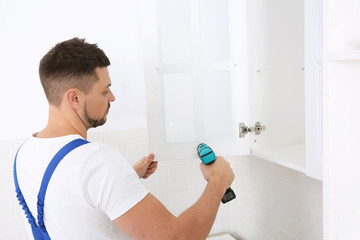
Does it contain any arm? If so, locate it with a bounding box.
[113,156,234,240]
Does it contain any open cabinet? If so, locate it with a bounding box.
[142,0,323,180]
[247,0,307,174]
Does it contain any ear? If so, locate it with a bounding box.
[65,88,82,110]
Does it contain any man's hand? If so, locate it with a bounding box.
[133,153,158,179]
[200,156,234,193]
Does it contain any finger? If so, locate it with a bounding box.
[148,161,158,169]
[144,166,157,178]
[145,168,156,177]
[143,168,156,179]
[147,166,157,174]
[138,156,147,165]
[142,154,154,166]
[147,153,155,162]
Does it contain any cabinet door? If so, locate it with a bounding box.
[142,0,250,160]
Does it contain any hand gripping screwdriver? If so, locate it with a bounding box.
[197,143,236,204]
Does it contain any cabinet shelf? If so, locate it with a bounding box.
[328,50,360,61]
[251,144,305,173]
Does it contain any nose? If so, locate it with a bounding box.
[109,89,116,102]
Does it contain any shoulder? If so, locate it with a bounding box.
[81,141,127,165]
[80,141,133,178]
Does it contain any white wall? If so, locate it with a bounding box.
[0,0,147,141]
[229,156,323,240]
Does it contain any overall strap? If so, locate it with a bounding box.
[37,138,89,232]
[14,138,89,240]
[14,144,38,225]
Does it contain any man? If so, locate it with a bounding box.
[15,38,235,240]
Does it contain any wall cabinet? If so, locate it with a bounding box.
[142,0,323,180]
[323,0,360,238]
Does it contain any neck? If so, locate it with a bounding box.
[36,104,88,139]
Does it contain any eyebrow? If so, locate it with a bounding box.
[105,83,112,89]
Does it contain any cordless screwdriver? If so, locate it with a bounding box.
[197,143,236,204]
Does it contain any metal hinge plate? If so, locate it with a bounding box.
[239,122,266,138]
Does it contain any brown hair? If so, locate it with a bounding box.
[39,38,110,106]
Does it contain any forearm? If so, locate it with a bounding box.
[114,156,234,240]
[175,181,225,240]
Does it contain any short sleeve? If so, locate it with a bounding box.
[81,147,148,220]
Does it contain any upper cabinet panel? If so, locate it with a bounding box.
[202,71,233,141]
[142,0,250,160]
[163,73,196,143]
[158,0,193,64]
[199,0,231,62]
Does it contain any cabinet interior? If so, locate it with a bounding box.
[247,0,306,172]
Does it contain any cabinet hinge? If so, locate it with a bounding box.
[239,122,266,138]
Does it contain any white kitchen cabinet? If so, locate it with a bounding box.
[323,0,360,238]
[142,0,323,180]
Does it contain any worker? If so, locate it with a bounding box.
[14,37,235,240]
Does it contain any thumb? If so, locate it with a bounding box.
[145,153,155,164]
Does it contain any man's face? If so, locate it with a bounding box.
[83,67,115,128]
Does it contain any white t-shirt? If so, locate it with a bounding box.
[15,134,148,240]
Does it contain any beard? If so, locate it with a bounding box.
[84,103,110,128]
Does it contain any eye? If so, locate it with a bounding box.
[102,91,109,96]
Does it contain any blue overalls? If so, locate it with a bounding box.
[13,139,89,240]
